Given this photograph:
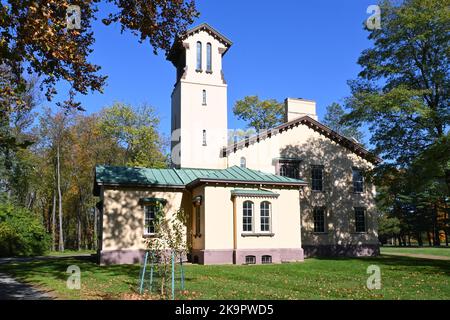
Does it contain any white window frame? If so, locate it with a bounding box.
[242,201,254,232]
[206,42,212,72]
[196,41,202,71]
[144,205,157,235]
[260,201,271,232]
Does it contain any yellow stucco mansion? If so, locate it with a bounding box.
[93,24,381,265]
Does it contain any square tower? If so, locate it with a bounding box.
[167,24,232,169]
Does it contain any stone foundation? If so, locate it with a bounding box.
[302,244,380,258]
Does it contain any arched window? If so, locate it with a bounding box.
[261,255,272,264]
[202,89,207,105]
[245,255,256,264]
[260,201,271,232]
[240,157,246,168]
[206,43,212,72]
[196,41,202,71]
[242,201,253,232]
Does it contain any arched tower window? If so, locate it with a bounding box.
[196,41,202,71]
[206,43,212,72]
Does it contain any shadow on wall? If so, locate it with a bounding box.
[102,177,186,264]
[280,137,378,257]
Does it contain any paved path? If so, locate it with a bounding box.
[0,273,52,300]
[383,252,450,261]
[0,254,93,300]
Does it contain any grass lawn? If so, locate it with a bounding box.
[381,246,450,258]
[0,255,448,300]
[45,250,96,257]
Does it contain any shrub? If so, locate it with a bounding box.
[0,201,50,257]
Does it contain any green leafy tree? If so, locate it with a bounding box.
[378,215,401,245]
[0,199,51,256]
[323,102,364,143]
[343,0,449,246]
[344,0,449,171]
[99,102,167,168]
[233,96,284,132]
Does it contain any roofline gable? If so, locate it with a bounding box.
[224,116,382,164]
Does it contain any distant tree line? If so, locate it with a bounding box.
[0,92,167,255]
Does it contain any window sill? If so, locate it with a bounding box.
[143,234,157,239]
[241,232,275,237]
[313,232,328,235]
[311,190,324,193]
[351,232,367,234]
[202,103,207,106]
[196,69,203,73]
[206,70,213,74]
[194,234,202,238]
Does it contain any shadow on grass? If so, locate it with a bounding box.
[311,255,450,275]
[1,254,448,300]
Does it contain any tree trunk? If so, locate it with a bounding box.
[417,232,423,247]
[407,234,411,246]
[445,229,448,247]
[433,204,440,247]
[427,232,432,247]
[93,206,98,251]
[52,192,56,252]
[57,144,64,252]
[77,200,81,251]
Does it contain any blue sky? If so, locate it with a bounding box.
[50,0,377,142]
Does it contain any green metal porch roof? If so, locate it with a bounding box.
[94,165,306,195]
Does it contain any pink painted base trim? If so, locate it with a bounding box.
[99,249,188,265]
[190,248,304,265]
[234,248,304,265]
[100,249,146,265]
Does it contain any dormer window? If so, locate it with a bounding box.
[196,41,202,71]
[206,43,212,72]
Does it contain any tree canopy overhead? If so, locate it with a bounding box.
[0,0,198,110]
